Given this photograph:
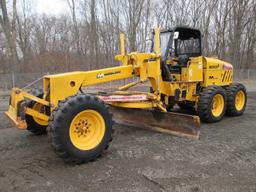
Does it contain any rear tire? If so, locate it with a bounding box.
[198,86,226,123]
[26,88,47,135]
[178,101,195,110]
[225,83,247,116]
[47,94,113,164]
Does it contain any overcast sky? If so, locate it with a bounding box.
[35,0,68,15]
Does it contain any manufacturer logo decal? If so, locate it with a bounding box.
[209,64,219,69]
[96,73,104,79]
[96,71,121,79]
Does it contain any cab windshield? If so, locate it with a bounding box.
[150,31,172,59]
[160,32,172,58]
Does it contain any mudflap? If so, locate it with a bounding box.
[110,106,200,140]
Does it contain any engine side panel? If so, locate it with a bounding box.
[202,57,233,87]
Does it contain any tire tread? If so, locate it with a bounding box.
[47,94,114,164]
[198,86,227,123]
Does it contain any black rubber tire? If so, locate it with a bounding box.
[150,87,154,93]
[178,101,195,110]
[26,88,47,135]
[47,94,113,164]
[225,83,247,116]
[166,104,174,112]
[197,86,227,123]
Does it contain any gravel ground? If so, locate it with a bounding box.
[0,89,256,192]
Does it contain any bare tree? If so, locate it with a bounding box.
[66,0,82,61]
[0,0,19,72]
[0,0,256,73]
[121,0,145,51]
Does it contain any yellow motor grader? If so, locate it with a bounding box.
[5,26,246,164]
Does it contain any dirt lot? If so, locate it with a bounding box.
[0,90,256,192]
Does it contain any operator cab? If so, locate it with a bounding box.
[153,26,202,81]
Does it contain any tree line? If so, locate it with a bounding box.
[0,0,255,73]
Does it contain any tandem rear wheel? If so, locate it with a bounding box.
[198,86,227,123]
[197,84,247,123]
[225,83,247,116]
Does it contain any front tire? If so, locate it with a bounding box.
[26,88,47,135]
[226,83,247,116]
[47,94,113,164]
[198,86,226,123]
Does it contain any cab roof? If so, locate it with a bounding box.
[160,26,201,40]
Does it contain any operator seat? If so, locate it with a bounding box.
[161,61,172,81]
[177,55,189,67]
[168,55,190,75]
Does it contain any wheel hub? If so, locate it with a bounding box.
[74,119,92,137]
[32,103,48,126]
[235,90,245,111]
[211,94,224,117]
[69,110,106,150]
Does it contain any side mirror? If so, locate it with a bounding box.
[173,32,179,39]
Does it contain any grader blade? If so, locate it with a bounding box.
[110,106,200,140]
